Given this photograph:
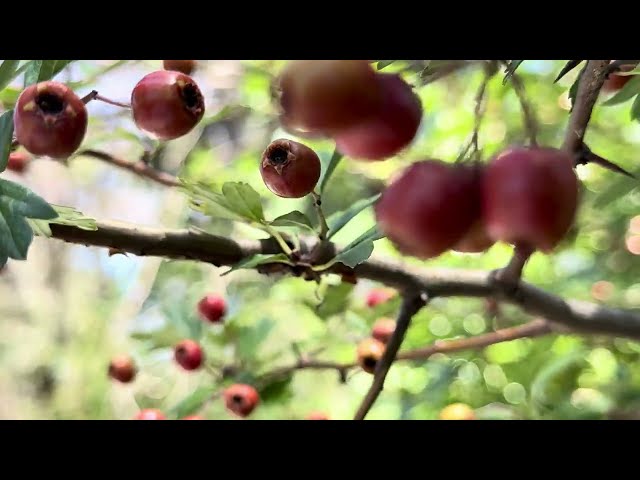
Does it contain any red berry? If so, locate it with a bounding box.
[366,288,396,308]
[357,338,385,374]
[108,354,137,383]
[135,409,166,420]
[182,415,205,420]
[603,73,631,93]
[6,151,31,173]
[174,339,204,371]
[334,74,422,161]
[439,403,476,420]
[278,60,383,132]
[371,318,396,344]
[260,139,321,198]
[375,161,482,259]
[197,294,226,323]
[306,411,330,420]
[453,220,495,253]
[223,384,260,418]
[131,70,205,140]
[14,81,88,158]
[483,146,579,252]
[163,60,197,76]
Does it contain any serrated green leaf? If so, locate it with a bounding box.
[270,210,315,232]
[376,61,396,70]
[0,110,14,172]
[180,180,265,223]
[26,218,52,237]
[48,205,98,231]
[221,182,265,222]
[314,282,355,320]
[0,60,20,92]
[222,253,293,276]
[326,193,381,240]
[331,240,375,269]
[319,149,343,194]
[602,74,640,106]
[168,386,218,419]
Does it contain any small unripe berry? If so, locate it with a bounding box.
[14,81,88,158]
[357,338,386,374]
[278,60,383,132]
[135,409,166,420]
[366,288,396,308]
[483,146,579,252]
[131,70,205,140]
[163,60,197,76]
[197,294,226,323]
[223,384,260,418]
[260,139,321,198]
[334,73,422,161]
[306,411,330,420]
[375,161,482,259]
[108,354,137,383]
[6,151,31,173]
[174,339,204,371]
[371,318,396,344]
[439,403,476,420]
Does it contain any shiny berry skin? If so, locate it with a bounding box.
[371,318,396,344]
[131,70,205,140]
[375,161,482,259]
[260,139,321,198]
[174,339,204,371]
[163,60,197,76]
[183,415,205,420]
[439,403,476,420]
[223,384,260,418]
[306,412,330,420]
[334,74,422,161]
[483,146,579,253]
[197,294,226,323]
[6,151,31,173]
[278,60,383,132]
[14,81,88,158]
[135,409,166,420]
[603,73,631,93]
[357,338,386,374]
[453,220,495,253]
[366,288,396,308]
[108,354,137,383]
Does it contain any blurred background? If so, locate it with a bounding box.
[0,60,639,420]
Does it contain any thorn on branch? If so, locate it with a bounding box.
[576,143,636,179]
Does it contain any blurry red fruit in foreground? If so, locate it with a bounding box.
[135,409,166,420]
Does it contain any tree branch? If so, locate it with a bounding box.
[509,71,539,146]
[354,293,427,420]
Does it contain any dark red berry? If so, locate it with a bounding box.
[603,62,633,93]
[6,151,31,173]
[278,60,383,132]
[197,294,226,323]
[108,354,137,383]
[260,139,321,198]
[483,146,579,252]
[375,161,482,259]
[306,411,330,420]
[131,70,205,140]
[135,409,166,420]
[453,220,495,253]
[334,73,422,161]
[366,288,396,308]
[163,60,197,76]
[223,384,260,418]
[371,318,396,344]
[14,81,88,158]
[357,338,385,374]
[174,339,204,371]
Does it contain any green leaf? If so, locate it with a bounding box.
[531,352,587,410]
[0,110,14,172]
[314,282,355,320]
[26,218,51,237]
[48,205,98,231]
[221,182,265,222]
[502,60,524,84]
[0,60,21,91]
[0,87,21,108]
[602,74,640,106]
[50,60,74,78]
[331,240,375,268]
[376,61,396,70]
[168,386,217,419]
[326,193,381,240]
[23,60,71,87]
[180,180,266,223]
[24,60,43,87]
[270,210,315,232]
[344,225,386,249]
[259,375,293,403]
[594,165,640,207]
[568,66,585,110]
[631,95,640,121]
[318,149,343,194]
[222,253,293,276]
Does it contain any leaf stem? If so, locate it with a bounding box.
[264,225,293,257]
[311,191,329,241]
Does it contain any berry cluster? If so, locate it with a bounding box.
[11,61,205,162]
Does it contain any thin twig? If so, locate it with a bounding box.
[311,192,329,241]
[354,293,428,420]
[458,65,494,161]
[509,72,539,146]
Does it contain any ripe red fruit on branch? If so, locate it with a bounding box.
[306,412,330,420]
[14,81,88,158]
[223,384,260,417]
[439,403,476,420]
[108,354,137,383]
[260,139,321,198]
[602,62,634,93]
[375,161,482,259]
[135,409,166,420]
[366,288,396,308]
[483,146,579,252]
[163,60,197,76]
[6,151,31,173]
[371,318,396,344]
[357,338,386,374]
[334,73,422,161]
[453,220,495,253]
[131,70,205,140]
[197,294,226,323]
[278,60,382,132]
[174,339,204,371]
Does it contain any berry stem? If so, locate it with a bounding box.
[81,90,131,109]
[311,191,329,241]
[508,70,539,147]
[496,243,535,284]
